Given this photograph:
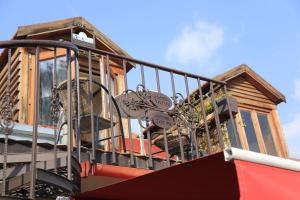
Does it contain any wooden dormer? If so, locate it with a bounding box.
[212,64,288,158]
[0,17,131,129]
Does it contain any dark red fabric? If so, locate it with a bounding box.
[77,152,239,200]
[77,152,300,200]
[234,160,300,200]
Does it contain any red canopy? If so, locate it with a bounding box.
[77,152,300,200]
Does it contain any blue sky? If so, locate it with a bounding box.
[0,0,299,158]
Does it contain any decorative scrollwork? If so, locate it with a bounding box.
[116,84,200,130]
[51,88,61,123]
[172,93,200,130]
[0,93,15,134]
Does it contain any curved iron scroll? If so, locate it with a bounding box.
[116,84,200,130]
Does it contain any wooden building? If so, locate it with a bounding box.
[193,64,289,158]
[0,17,294,199]
[0,17,132,148]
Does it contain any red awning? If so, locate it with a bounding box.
[77,152,300,200]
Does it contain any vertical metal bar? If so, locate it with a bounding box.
[106,55,116,164]
[170,72,185,161]
[140,64,145,87]
[2,48,12,196]
[197,78,212,154]
[122,60,134,166]
[224,85,239,148]
[155,68,170,166]
[52,47,58,174]
[140,64,153,168]
[210,81,224,150]
[184,75,199,158]
[146,126,153,169]
[66,48,73,180]
[30,46,40,199]
[155,68,161,92]
[2,134,8,196]
[75,55,81,160]
[88,50,96,162]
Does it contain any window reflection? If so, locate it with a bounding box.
[257,113,277,156]
[240,110,260,152]
[226,118,241,148]
[39,57,67,125]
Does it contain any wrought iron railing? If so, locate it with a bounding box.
[0,39,238,199]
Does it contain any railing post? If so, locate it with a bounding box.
[184,74,199,158]
[66,48,73,181]
[122,59,135,166]
[155,68,170,167]
[106,55,116,164]
[1,48,15,196]
[140,64,153,169]
[52,47,58,174]
[88,50,96,163]
[223,85,240,148]
[197,78,212,154]
[170,72,185,162]
[210,81,224,150]
[75,54,81,161]
[30,46,40,199]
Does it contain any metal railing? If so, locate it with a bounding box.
[0,39,238,199]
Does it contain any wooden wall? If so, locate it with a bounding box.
[0,48,23,123]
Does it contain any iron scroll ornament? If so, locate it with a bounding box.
[115,84,200,130]
[0,93,15,134]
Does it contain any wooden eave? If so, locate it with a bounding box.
[0,17,134,71]
[191,64,286,105]
[15,16,131,58]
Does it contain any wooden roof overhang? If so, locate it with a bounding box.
[0,17,134,71]
[191,64,286,105]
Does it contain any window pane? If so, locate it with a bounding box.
[226,119,241,148]
[257,113,278,156]
[39,57,67,125]
[240,110,260,152]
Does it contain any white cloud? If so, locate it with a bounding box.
[283,112,300,158]
[292,79,300,101]
[165,20,224,66]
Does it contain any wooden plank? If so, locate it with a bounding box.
[231,92,274,105]
[27,52,35,125]
[236,98,276,110]
[251,110,266,154]
[235,109,249,150]
[228,88,271,101]
[16,17,78,37]
[228,83,267,95]
[39,48,66,61]
[18,48,29,123]
[266,112,283,157]
[270,109,289,158]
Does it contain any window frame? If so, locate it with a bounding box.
[237,107,281,156]
[238,108,263,153]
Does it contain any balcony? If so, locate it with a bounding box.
[0,39,238,199]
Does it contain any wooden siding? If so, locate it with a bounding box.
[227,76,274,106]
[0,48,22,123]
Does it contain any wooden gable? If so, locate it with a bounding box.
[213,64,286,105]
[227,75,277,111]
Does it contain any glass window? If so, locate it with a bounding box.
[226,118,241,148]
[39,57,67,125]
[257,113,277,156]
[240,110,260,152]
